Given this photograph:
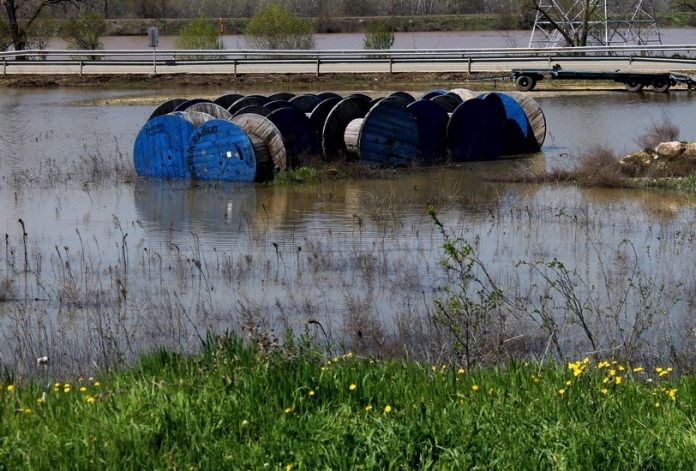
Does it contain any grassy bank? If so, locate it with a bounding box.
[1,335,693,469]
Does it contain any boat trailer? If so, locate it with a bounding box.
[511,65,696,92]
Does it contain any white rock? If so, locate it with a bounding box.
[655,141,685,157]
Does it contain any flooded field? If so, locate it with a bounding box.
[1,86,696,378]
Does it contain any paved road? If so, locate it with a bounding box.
[4,57,696,75]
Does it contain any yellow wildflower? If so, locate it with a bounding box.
[85,396,96,404]
[558,388,566,395]
[6,385,14,393]
[23,408,31,414]
[597,361,610,369]
[565,380,572,386]
[286,464,293,471]
[667,389,677,401]
[308,390,316,397]
[53,382,60,389]
[79,386,87,393]
[632,367,644,373]
[617,365,625,371]
[365,404,373,412]
[614,376,623,385]
[384,405,392,414]
[608,369,616,377]
[655,367,663,373]
[655,402,660,408]
[457,368,465,375]
[349,384,357,391]
[600,388,609,395]
[284,407,293,414]
[93,381,101,387]
[471,384,480,392]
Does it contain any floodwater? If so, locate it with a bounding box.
[45,28,696,50]
[1,86,696,377]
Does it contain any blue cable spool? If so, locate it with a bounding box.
[479,92,531,155]
[316,91,342,100]
[347,98,419,167]
[267,107,314,167]
[149,98,187,120]
[268,92,295,101]
[407,99,449,163]
[506,92,546,151]
[290,94,322,113]
[173,98,214,112]
[447,95,506,162]
[420,89,448,100]
[187,119,256,182]
[227,95,269,115]
[214,93,244,109]
[133,114,196,179]
[389,91,415,105]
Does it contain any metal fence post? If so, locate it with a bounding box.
[316,57,320,77]
[467,57,472,74]
[80,60,83,76]
[233,59,237,78]
[389,57,393,74]
[3,58,6,76]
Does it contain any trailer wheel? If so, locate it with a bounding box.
[515,75,536,92]
[624,81,644,92]
[652,79,670,93]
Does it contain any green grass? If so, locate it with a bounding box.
[1,336,695,469]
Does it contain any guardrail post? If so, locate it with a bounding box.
[389,57,393,74]
[79,60,83,76]
[467,57,472,75]
[548,56,551,68]
[3,58,6,76]
[233,59,237,78]
[629,56,633,68]
[316,57,320,77]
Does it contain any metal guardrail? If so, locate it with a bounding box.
[2,45,696,75]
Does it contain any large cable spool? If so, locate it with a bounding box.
[174,98,214,112]
[406,99,449,162]
[449,88,479,101]
[317,91,342,100]
[187,119,256,182]
[267,106,314,167]
[133,114,196,178]
[322,96,371,160]
[149,98,187,119]
[289,94,322,113]
[505,92,547,150]
[343,98,419,167]
[231,113,287,179]
[268,92,296,101]
[431,93,462,112]
[264,100,296,112]
[227,95,269,115]
[214,93,244,109]
[308,96,342,158]
[447,94,506,162]
[181,110,215,127]
[479,92,533,155]
[186,102,234,121]
[420,89,448,100]
[389,91,416,105]
[232,105,271,118]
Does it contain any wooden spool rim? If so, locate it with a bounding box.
[231,113,287,172]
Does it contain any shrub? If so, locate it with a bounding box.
[174,17,223,51]
[636,117,681,150]
[363,21,394,50]
[245,4,315,50]
[59,13,106,52]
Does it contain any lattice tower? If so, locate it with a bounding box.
[529,0,662,48]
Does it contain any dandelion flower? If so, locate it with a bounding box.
[565,380,572,386]
[79,386,87,393]
[614,376,623,385]
[655,367,664,373]
[365,404,373,412]
[346,352,353,359]
[85,396,96,404]
[558,388,566,395]
[53,382,60,389]
[284,407,293,414]
[384,405,392,414]
[23,408,31,414]
[600,388,609,395]
[471,384,480,392]
[93,381,101,387]
[349,384,357,391]
[608,369,616,377]
[308,390,316,397]
[6,385,14,393]
[457,368,465,375]
[655,402,660,408]
[667,389,677,401]
[286,464,293,471]
[632,367,644,373]
[597,361,610,369]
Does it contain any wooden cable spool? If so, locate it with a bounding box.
[308,97,342,158]
[186,103,234,121]
[232,105,271,118]
[214,93,244,109]
[181,110,215,127]
[505,91,547,149]
[322,96,371,160]
[431,93,462,112]
[173,98,214,112]
[231,113,287,179]
[227,95,269,115]
[268,92,296,101]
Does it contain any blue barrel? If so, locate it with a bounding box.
[447,95,506,162]
[187,119,256,182]
[358,99,419,167]
[133,114,196,178]
[407,99,449,163]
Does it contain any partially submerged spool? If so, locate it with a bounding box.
[344,98,419,167]
[322,96,371,160]
[447,94,506,161]
[187,103,234,121]
[231,113,287,178]
[308,96,342,157]
[181,110,215,127]
[479,92,533,155]
[407,99,449,162]
[506,91,547,149]
[267,107,314,167]
[133,114,196,178]
[150,98,187,120]
[187,119,256,182]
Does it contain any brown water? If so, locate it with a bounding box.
[1,86,695,377]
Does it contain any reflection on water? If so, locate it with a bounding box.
[1,86,696,377]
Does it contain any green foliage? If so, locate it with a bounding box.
[59,13,106,51]
[174,17,223,51]
[363,20,394,50]
[273,166,321,185]
[245,4,315,50]
[0,338,694,468]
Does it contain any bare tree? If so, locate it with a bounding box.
[1,0,86,51]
